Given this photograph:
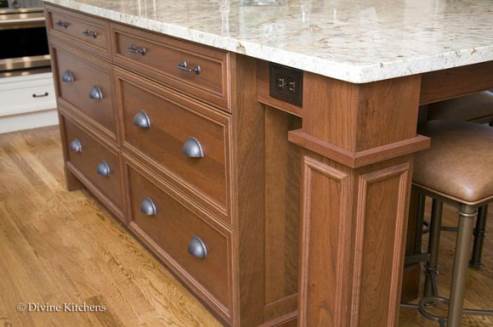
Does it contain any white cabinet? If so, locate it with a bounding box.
[0,73,57,134]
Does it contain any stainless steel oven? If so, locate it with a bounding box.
[0,0,50,77]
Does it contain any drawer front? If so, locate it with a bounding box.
[127,165,231,311]
[46,6,109,55]
[64,118,123,209]
[112,24,230,110]
[117,69,230,211]
[0,75,55,116]
[52,43,116,134]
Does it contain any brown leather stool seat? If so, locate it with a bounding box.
[414,120,493,204]
[410,120,493,327]
[427,91,493,123]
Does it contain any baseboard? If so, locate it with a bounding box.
[0,109,58,134]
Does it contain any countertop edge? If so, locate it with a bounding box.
[43,0,493,84]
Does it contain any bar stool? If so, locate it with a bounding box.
[410,120,493,327]
[425,90,493,267]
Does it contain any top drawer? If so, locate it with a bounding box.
[112,23,231,111]
[45,5,110,57]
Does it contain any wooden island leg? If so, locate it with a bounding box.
[288,74,430,327]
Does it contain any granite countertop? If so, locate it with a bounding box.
[43,0,493,83]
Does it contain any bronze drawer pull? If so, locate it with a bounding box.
[55,20,71,29]
[32,92,49,98]
[182,137,204,158]
[140,197,158,216]
[82,29,98,38]
[128,44,147,56]
[62,70,75,83]
[177,60,201,75]
[69,139,82,153]
[188,236,208,259]
[96,161,111,177]
[133,111,151,129]
[89,86,104,101]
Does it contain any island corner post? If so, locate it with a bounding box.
[287,73,431,327]
[284,60,493,326]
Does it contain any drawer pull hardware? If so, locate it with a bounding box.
[188,236,208,259]
[69,139,82,153]
[128,44,147,56]
[89,86,104,101]
[82,29,98,38]
[56,20,71,29]
[140,197,158,216]
[32,92,49,98]
[177,60,201,75]
[182,137,204,158]
[133,111,151,129]
[96,161,111,177]
[62,70,75,83]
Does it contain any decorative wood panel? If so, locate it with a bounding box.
[350,163,411,327]
[298,155,351,327]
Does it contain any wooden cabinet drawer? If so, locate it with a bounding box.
[127,164,231,316]
[116,69,231,213]
[52,42,116,136]
[63,116,123,211]
[112,24,231,111]
[46,5,110,56]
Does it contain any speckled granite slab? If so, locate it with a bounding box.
[44,0,493,83]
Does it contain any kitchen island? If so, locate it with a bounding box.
[43,0,493,326]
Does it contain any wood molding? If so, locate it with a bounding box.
[259,311,298,327]
[289,130,430,168]
[350,163,411,327]
[298,155,351,327]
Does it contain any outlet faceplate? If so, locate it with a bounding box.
[269,63,303,107]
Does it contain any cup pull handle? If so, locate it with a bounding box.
[188,236,208,259]
[89,86,104,101]
[96,161,111,177]
[182,137,204,158]
[133,111,151,129]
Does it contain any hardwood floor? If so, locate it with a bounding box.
[0,126,220,327]
[399,201,493,326]
[0,126,491,326]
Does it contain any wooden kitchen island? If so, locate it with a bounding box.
[43,0,493,326]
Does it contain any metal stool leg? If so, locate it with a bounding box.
[448,205,477,327]
[414,192,426,254]
[424,198,443,297]
[470,205,488,268]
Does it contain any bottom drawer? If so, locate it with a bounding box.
[63,117,123,211]
[126,163,232,315]
[0,73,56,117]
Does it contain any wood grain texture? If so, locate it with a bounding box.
[126,162,233,321]
[114,67,231,219]
[111,22,231,111]
[62,115,124,219]
[298,155,351,327]
[351,162,411,327]
[420,61,493,105]
[264,108,301,319]
[45,4,111,58]
[294,74,423,327]
[228,54,265,326]
[0,127,221,327]
[50,38,117,139]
